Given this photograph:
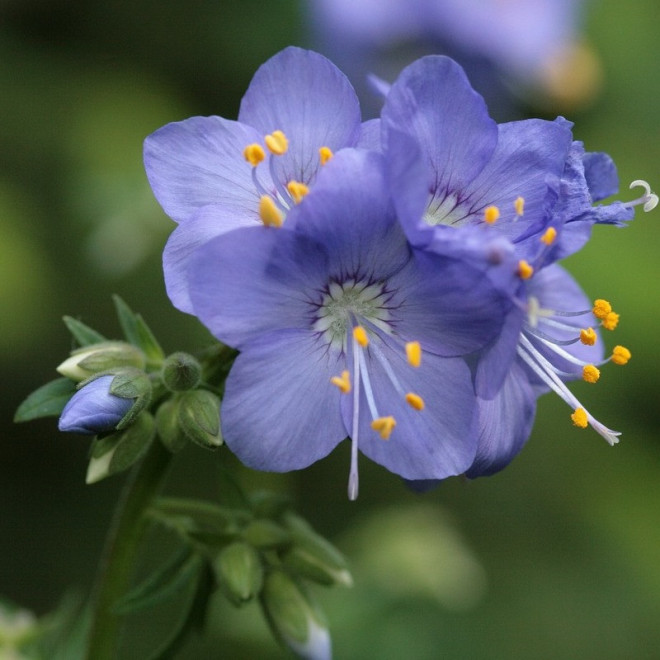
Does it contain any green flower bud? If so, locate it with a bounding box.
[260,570,331,660]
[57,341,145,381]
[161,352,202,391]
[86,411,155,483]
[155,398,188,453]
[282,514,352,587]
[213,541,263,606]
[177,389,222,449]
[242,519,291,549]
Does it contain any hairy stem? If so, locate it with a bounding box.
[85,440,172,659]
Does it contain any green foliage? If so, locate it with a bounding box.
[13,378,76,422]
[112,295,165,368]
[62,316,107,347]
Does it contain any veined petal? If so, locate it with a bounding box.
[188,225,329,349]
[163,204,256,314]
[382,55,498,196]
[466,361,536,478]
[221,331,345,471]
[583,151,620,202]
[290,149,411,280]
[144,116,265,223]
[239,47,361,186]
[345,348,479,480]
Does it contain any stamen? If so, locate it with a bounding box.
[259,195,283,227]
[571,407,588,428]
[330,370,351,394]
[405,393,425,411]
[371,416,396,440]
[348,335,361,501]
[264,130,288,155]
[353,325,369,347]
[611,345,631,365]
[319,146,333,165]
[243,143,265,167]
[286,180,309,204]
[405,341,422,367]
[580,327,597,345]
[484,205,500,224]
[540,227,557,245]
[517,260,534,280]
[592,299,612,319]
[628,180,659,212]
[582,365,600,383]
[602,312,619,331]
[514,196,525,216]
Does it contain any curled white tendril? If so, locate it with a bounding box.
[628,179,658,212]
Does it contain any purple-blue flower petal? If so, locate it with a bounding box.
[583,151,620,202]
[466,360,536,478]
[58,376,133,435]
[382,55,498,196]
[144,117,264,223]
[221,331,345,471]
[238,47,362,186]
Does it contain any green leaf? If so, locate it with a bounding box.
[112,295,164,366]
[62,316,107,347]
[114,547,203,615]
[14,378,76,422]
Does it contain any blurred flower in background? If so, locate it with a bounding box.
[308,0,603,117]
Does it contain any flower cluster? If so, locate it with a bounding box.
[144,47,655,498]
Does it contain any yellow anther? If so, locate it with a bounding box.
[259,195,283,227]
[514,196,525,216]
[580,327,597,346]
[611,345,631,365]
[517,260,534,280]
[484,205,500,224]
[540,227,557,245]
[353,326,369,347]
[582,364,601,383]
[243,143,266,167]
[319,146,333,165]
[405,392,425,411]
[602,311,619,331]
[264,130,288,155]
[286,180,309,204]
[592,299,612,320]
[330,370,351,394]
[371,416,396,440]
[571,407,589,428]
[405,341,421,368]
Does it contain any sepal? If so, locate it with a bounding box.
[86,411,156,483]
[161,352,202,391]
[107,368,153,430]
[155,398,189,453]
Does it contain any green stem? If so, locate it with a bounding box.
[85,440,172,660]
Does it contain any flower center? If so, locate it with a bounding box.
[312,278,393,352]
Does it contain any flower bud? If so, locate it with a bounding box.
[58,375,134,435]
[177,389,222,449]
[260,570,331,660]
[242,519,291,549]
[57,341,145,381]
[282,514,352,587]
[213,541,263,606]
[161,352,202,391]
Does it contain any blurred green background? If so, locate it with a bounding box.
[1,0,659,658]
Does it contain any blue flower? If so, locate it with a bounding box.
[378,55,655,478]
[144,46,379,313]
[181,149,514,497]
[58,375,134,435]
